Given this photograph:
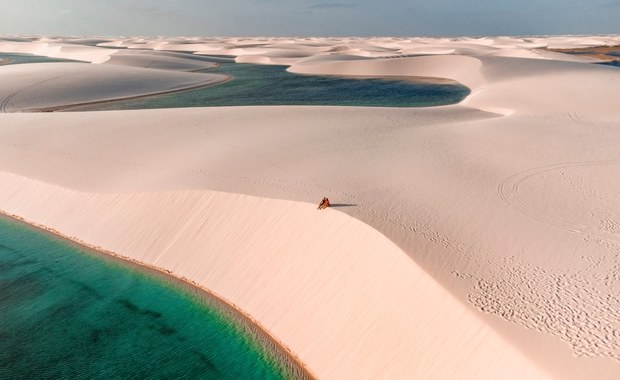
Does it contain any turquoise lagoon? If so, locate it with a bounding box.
[0,218,304,379]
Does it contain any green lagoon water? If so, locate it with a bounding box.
[0,218,295,380]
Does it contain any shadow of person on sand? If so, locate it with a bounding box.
[329,203,358,208]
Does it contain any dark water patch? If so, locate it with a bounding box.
[599,61,620,68]
[0,52,79,66]
[0,255,34,272]
[192,348,220,373]
[83,62,469,111]
[0,272,46,303]
[153,323,177,336]
[192,54,236,63]
[0,217,309,379]
[562,50,598,55]
[0,242,17,252]
[47,302,81,320]
[117,297,140,313]
[117,299,162,318]
[64,39,115,47]
[66,277,104,300]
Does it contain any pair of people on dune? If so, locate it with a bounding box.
[318,197,330,210]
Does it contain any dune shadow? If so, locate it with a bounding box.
[329,203,358,208]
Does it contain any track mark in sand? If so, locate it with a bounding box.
[0,91,19,113]
[498,161,620,243]
[0,75,64,113]
[450,162,620,362]
[457,250,620,362]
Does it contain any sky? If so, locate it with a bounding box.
[1,0,619,37]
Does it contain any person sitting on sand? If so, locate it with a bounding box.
[317,197,330,210]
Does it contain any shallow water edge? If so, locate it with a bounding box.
[0,210,315,380]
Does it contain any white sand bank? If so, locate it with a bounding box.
[0,171,550,380]
[0,39,221,71]
[103,50,219,71]
[0,62,225,112]
[0,40,117,63]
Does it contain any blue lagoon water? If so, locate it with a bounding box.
[0,217,303,379]
[0,51,469,109]
[600,61,620,68]
[86,62,470,110]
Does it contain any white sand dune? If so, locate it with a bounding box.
[0,39,222,71]
[290,54,486,92]
[0,40,117,63]
[1,35,620,379]
[0,171,550,380]
[5,35,620,67]
[103,50,218,71]
[483,48,601,62]
[0,62,225,112]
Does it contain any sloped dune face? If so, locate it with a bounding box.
[0,172,552,380]
[289,54,485,89]
[0,40,117,63]
[0,62,225,112]
[102,50,219,71]
[2,35,620,379]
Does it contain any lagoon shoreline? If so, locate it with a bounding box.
[0,210,316,380]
